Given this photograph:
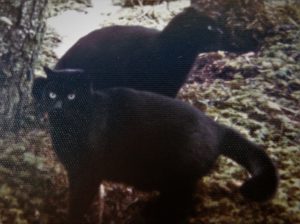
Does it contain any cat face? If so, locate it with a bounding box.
[32,67,91,119]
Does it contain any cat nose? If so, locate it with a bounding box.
[54,101,63,109]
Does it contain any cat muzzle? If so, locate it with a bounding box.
[54,101,63,109]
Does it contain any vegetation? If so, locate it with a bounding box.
[0,0,299,223]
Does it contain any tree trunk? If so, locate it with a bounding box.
[0,0,48,133]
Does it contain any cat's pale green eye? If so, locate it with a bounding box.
[67,93,76,100]
[49,92,57,99]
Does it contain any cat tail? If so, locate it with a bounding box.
[220,126,278,201]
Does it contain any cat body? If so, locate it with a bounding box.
[33,69,278,223]
[54,7,256,97]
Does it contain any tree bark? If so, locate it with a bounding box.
[0,0,48,132]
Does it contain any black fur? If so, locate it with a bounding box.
[33,69,278,224]
[53,7,256,98]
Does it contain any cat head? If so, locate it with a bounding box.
[163,7,258,53]
[160,7,227,52]
[32,67,91,118]
[186,8,227,52]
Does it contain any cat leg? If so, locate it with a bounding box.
[145,181,197,224]
[68,173,101,224]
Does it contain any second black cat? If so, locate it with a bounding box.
[32,68,277,224]
[53,7,257,98]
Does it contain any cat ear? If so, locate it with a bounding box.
[69,69,90,86]
[43,66,55,78]
[32,77,48,101]
[76,71,88,82]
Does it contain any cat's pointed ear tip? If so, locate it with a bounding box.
[43,66,53,75]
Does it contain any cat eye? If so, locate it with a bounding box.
[67,93,76,100]
[207,25,223,34]
[49,92,57,99]
[207,25,213,31]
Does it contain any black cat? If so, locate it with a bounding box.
[53,7,257,98]
[33,68,277,224]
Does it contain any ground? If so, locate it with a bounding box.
[0,0,299,223]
